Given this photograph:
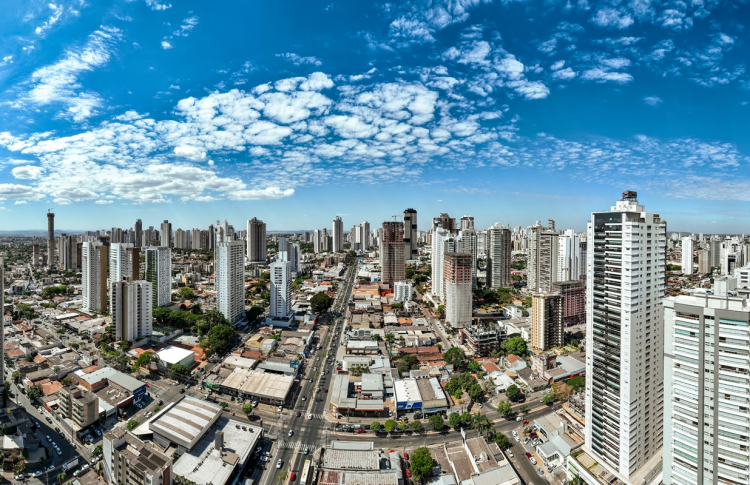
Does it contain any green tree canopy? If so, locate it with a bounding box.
[410,447,435,480]
[496,401,513,417]
[501,336,527,356]
[443,347,467,370]
[384,419,397,434]
[127,420,140,431]
[171,364,190,380]
[409,420,423,433]
[505,384,522,402]
[201,323,237,357]
[448,412,461,428]
[246,306,264,322]
[27,384,43,402]
[310,292,333,314]
[428,415,444,431]
[177,287,195,301]
[242,403,253,414]
[370,420,381,433]
[493,433,510,449]
[396,355,419,376]
[568,376,585,391]
[543,392,557,404]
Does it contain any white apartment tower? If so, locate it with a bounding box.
[216,239,245,323]
[270,260,292,318]
[145,247,171,308]
[528,221,559,293]
[444,253,473,328]
[663,277,750,485]
[486,223,512,289]
[110,280,153,341]
[584,192,666,483]
[681,237,694,275]
[332,216,344,252]
[431,228,450,300]
[160,220,172,248]
[246,217,267,263]
[110,243,136,284]
[82,242,107,313]
[558,229,584,281]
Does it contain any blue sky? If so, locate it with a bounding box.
[1,0,750,233]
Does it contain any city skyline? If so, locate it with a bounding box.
[1,1,750,232]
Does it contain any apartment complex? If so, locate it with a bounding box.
[216,240,245,323]
[530,292,563,351]
[332,216,344,252]
[459,325,505,357]
[58,386,99,430]
[528,221,559,293]
[82,241,108,313]
[145,247,171,308]
[443,253,473,328]
[486,223,512,289]
[111,280,153,341]
[404,208,419,260]
[681,237,693,275]
[551,279,586,327]
[246,217,266,263]
[270,260,292,318]
[110,243,139,283]
[663,277,750,485]
[584,192,666,483]
[160,220,172,248]
[380,221,405,285]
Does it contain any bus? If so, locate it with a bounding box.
[300,460,311,485]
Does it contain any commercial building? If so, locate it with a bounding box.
[443,253,473,328]
[58,386,99,430]
[403,208,419,260]
[583,191,666,483]
[662,278,750,485]
[429,436,521,485]
[270,260,292,318]
[79,366,147,405]
[103,427,173,485]
[551,279,586,327]
[111,280,153,341]
[681,236,693,275]
[487,223,512,289]
[155,346,195,373]
[531,292,563,351]
[317,442,400,485]
[380,221,405,285]
[204,368,294,405]
[145,247,171,308]
[246,217,266,263]
[528,221,559,293]
[215,239,245,323]
[82,242,107,313]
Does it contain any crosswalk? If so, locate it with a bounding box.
[277,440,316,453]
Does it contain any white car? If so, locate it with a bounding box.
[260,456,270,462]
[530,457,537,465]
[276,459,283,469]
[308,414,313,420]
[288,430,294,437]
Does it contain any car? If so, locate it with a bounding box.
[516,416,522,421]
[260,456,270,462]
[296,411,301,417]
[47,466,54,472]
[308,414,313,420]
[62,463,67,471]
[46,435,51,441]
[524,438,530,444]
[289,472,296,481]
[278,406,283,412]
[356,428,365,433]
[33,471,42,477]
[507,450,514,458]
[523,420,529,425]
[288,430,294,437]
[302,396,306,401]
[525,452,532,458]
[180,389,185,394]
[537,467,544,475]
[276,459,283,469]
[324,388,328,393]
[477,403,483,408]
[15,475,23,480]
[406,469,411,478]
[530,457,537,465]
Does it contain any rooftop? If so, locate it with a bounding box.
[150,396,222,449]
[155,346,195,365]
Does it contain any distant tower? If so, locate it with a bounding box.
[403,209,418,261]
[0,257,4,389]
[47,210,55,268]
[134,219,143,248]
[160,220,172,248]
[380,222,405,284]
[332,216,344,253]
[246,217,267,263]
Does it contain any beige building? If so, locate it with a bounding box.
[103,427,172,485]
[697,248,711,274]
[58,386,99,430]
[530,292,563,351]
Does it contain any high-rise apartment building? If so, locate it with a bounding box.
[160,220,172,248]
[82,242,108,313]
[47,210,55,268]
[583,192,666,483]
[110,243,139,284]
[460,215,474,231]
[530,292,563,351]
[457,228,478,290]
[528,221,559,293]
[432,213,457,233]
[111,280,153,341]
[270,260,292,318]
[663,277,750,485]
[145,247,171,308]
[443,253,473,328]
[103,428,173,485]
[551,279,585,327]
[332,216,344,253]
[681,236,693,275]
[709,236,721,269]
[431,228,450,300]
[380,222,405,285]
[134,219,143,248]
[558,229,584,281]
[404,209,419,260]
[58,386,99,430]
[246,217,267,263]
[58,235,79,271]
[486,223,512,289]
[216,239,245,323]
[697,249,711,274]
[0,257,4,385]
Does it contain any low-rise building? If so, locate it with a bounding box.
[317,441,400,485]
[58,386,99,431]
[460,325,505,356]
[103,427,173,485]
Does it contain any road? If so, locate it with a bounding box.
[261,260,358,485]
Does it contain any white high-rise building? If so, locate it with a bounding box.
[558,229,584,281]
[82,242,107,313]
[160,220,172,248]
[486,223,511,289]
[270,260,292,318]
[393,281,413,302]
[332,216,344,252]
[443,253,473,328]
[663,277,750,485]
[0,257,4,384]
[145,247,171,308]
[583,192,666,483]
[456,228,477,290]
[431,228,450,300]
[527,221,559,293]
[216,240,245,323]
[110,243,135,284]
[110,280,153,341]
[681,237,693,275]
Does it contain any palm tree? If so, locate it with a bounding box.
[471,414,493,438]
[56,472,67,484]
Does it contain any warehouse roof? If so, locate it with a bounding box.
[155,346,194,365]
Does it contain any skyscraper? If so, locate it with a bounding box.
[0,257,4,387]
[460,215,474,231]
[681,236,693,275]
[216,239,245,323]
[332,216,344,253]
[270,260,292,318]
[432,213,456,233]
[583,191,666,482]
[431,228,450,300]
[443,253,473,328]
[457,228,477,290]
[160,220,172,248]
[145,247,171,308]
[558,229,584,281]
[403,208,418,260]
[246,217,267,263]
[47,210,55,268]
[134,219,143,248]
[82,242,108,313]
[697,249,711,274]
[486,223,512,289]
[380,222,405,285]
[110,243,137,284]
[527,221,559,293]
[110,280,153,341]
[530,292,563,351]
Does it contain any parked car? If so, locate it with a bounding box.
[525,452,532,458]
[276,459,283,468]
[289,472,296,481]
[530,457,537,465]
[296,411,301,417]
[356,428,365,434]
[288,430,294,437]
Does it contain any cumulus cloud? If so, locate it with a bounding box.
[643,96,663,106]
[591,8,635,29]
[12,165,43,180]
[174,146,207,162]
[145,0,172,11]
[277,53,323,66]
[161,40,173,49]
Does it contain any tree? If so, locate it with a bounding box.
[496,401,513,417]
[14,460,25,475]
[384,419,397,434]
[11,371,19,383]
[410,446,435,480]
[370,420,381,433]
[428,415,444,431]
[177,287,195,301]
[467,361,481,373]
[443,347,467,370]
[553,381,572,401]
[93,445,102,457]
[171,364,190,380]
[310,293,333,314]
[56,472,67,484]
[242,403,253,414]
[127,420,140,431]
[61,377,72,387]
[501,336,527,356]
[505,384,522,402]
[409,421,423,433]
[398,422,409,433]
[519,405,529,414]
[543,392,556,404]
[567,376,585,392]
[448,412,461,428]
[246,306,264,322]
[372,334,382,342]
[201,323,237,356]
[396,355,419,376]
[493,432,510,449]
[27,384,43,402]
[436,304,445,316]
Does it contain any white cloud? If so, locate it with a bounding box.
[94,200,113,204]
[0,183,39,200]
[643,96,663,106]
[552,67,577,80]
[591,8,634,29]
[12,165,43,179]
[580,68,633,84]
[277,53,323,66]
[174,146,207,162]
[229,187,295,200]
[145,0,172,11]
[161,41,173,50]
[14,201,26,205]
